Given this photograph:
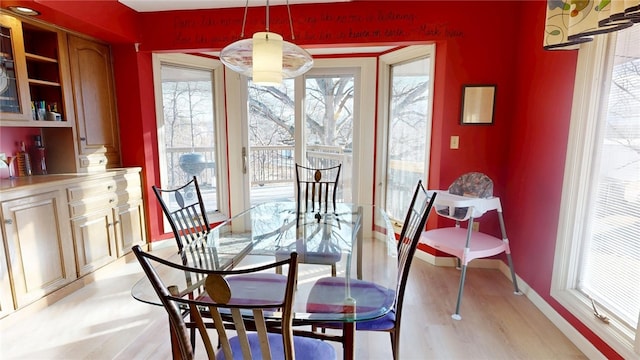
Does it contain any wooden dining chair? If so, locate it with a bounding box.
[276,163,343,277]
[152,176,210,252]
[304,180,436,360]
[152,176,288,351]
[296,163,342,217]
[133,246,336,360]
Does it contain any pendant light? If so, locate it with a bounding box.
[220,0,313,85]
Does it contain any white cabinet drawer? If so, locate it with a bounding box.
[67,179,118,202]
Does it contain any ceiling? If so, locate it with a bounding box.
[118,0,350,13]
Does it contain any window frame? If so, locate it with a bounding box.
[151,53,229,231]
[551,32,640,359]
[375,45,436,226]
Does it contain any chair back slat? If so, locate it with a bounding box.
[133,246,300,360]
[153,176,211,252]
[252,310,273,360]
[395,180,436,320]
[296,163,342,215]
[210,307,233,358]
[230,308,254,359]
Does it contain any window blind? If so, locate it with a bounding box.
[578,25,640,330]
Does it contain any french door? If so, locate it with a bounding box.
[238,61,375,210]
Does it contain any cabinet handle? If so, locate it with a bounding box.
[99,159,105,164]
[80,137,86,141]
[4,219,13,225]
[109,198,116,203]
[107,185,113,190]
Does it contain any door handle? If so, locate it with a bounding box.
[242,146,247,174]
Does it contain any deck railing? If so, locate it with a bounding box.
[166,145,352,189]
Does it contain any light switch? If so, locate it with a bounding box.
[450,136,459,149]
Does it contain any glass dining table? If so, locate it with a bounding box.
[131,201,398,360]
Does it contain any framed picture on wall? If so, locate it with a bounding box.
[460,85,496,125]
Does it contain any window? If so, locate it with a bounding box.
[152,54,228,231]
[552,26,640,359]
[377,46,435,224]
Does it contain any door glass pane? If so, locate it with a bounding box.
[303,74,354,203]
[0,25,22,114]
[159,64,218,214]
[385,58,430,221]
[247,79,296,206]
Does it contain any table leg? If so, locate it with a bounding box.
[343,322,355,360]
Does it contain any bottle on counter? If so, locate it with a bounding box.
[32,135,47,175]
[16,141,32,177]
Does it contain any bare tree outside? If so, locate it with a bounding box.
[386,58,431,221]
[160,64,217,208]
[247,74,356,204]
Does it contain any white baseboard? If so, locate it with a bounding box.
[415,251,604,359]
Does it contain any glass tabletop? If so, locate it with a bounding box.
[131,202,398,323]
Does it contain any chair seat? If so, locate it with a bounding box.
[275,238,342,266]
[306,277,395,317]
[310,309,397,332]
[198,273,289,306]
[275,248,342,265]
[216,332,336,360]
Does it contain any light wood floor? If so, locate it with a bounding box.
[0,249,587,360]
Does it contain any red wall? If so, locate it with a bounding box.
[0,1,621,357]
[0,127,41,178]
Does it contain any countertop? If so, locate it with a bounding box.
[0,168,142,192]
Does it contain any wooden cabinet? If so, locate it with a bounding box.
[0,229,15,318]
[0,187,76,308]
[0,14,31,121]
[69,203,118,277]
[67,170,145,275]
[1,13,121,176]
[67,35,121,170]
[0,13,73,127]
[113,173,146,257]
[0,168,146,318]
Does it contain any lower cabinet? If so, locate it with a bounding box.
[0,167,146,317]
[70,206,118,277]
[67,170,146,276]
[1,189,77,309]
[0,229,15,318]
[114,199,146,258]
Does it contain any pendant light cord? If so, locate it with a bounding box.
[286,0,296,40]
[266,0,270,32]
[240,0,249,38]
[238,0,296,40]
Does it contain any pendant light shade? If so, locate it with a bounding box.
[252,32,283,85]
[219,0,313,85]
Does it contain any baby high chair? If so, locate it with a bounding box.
[420,172,521,320]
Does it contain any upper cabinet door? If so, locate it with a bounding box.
[67,35,120,167]
[0,14,32,122]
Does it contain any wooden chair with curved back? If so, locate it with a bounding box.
[133,246,337,360]
[304,180,436,360]
[276,163,343,277]
[296,163,342,219]
[152,176,210,252]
